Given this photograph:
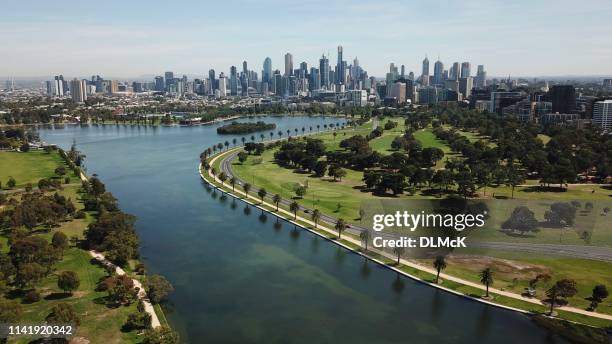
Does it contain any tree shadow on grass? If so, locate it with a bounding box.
[44,292,71,300]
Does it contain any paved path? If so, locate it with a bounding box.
[207,149,612,323]
[89,251,161,328]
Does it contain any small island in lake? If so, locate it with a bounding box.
[217,121,276,134]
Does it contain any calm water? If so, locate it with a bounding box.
[40,116,566,344]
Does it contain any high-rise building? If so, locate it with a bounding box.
[593,100,612,130]
[421,56,429,79]
[273,70,282,95]
[450,62,460,80]
[550,85,576,113]
[459,77,474,99]
[400,65,405,78]
[109,80,118,95]
[309,67,320,91]
[5,78,14,91]
[54,75,65,96]
[475,65,487,88]
[319,54,330,89]
[164,71,174,90]
[263,57,272,84]
[284,53,293,77]
[434,59,444,85]
[154,76,165,92]
[242,61,248,75]
[218,72,227,97]
[45,81,53,95]
[229,66,238,96]
[460,62,471,78]
[208,69,216,94]
[70,78,87,103]
[336,45,346,85]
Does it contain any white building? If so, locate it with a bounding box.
[593,100,612,130]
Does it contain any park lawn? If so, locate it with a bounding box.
[11,247,140,344]
[368,118,406,154]
[429,249,612,316]
[0,150,71,189]
[483,183,612,201]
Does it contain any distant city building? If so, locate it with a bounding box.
[490,91,524,114]
[550,85,576,114]
[154,76,165,92]
[603,79,612,88]
[263,57,272,84]
[164,71,174,90]
[475,65,487,88]
[459,77,474,99]
[70,78,87,103]
[284,53,293,77]
[460,62,471,78]
[433,59,444,85]
[593,100,612,130]
[54,75,65,96]
[449,62,460,80]
[229,66,238,96]
[218,72,227,97]
[421,56,429,85]
[319,55,330,89]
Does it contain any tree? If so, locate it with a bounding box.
[546,279,577,314]
[7,177,16,188]
[335,218,347,239]
[295,186,307,198]
[506,167,525,199]
[289,201,299,220]
[273,194,281,211]
[229,177,237,191]
[480,268,494,297]
[501,206,539,236]
[58,270,80,294]
[257,188,267,203]
[238,151,248,163]
[360,230,371,251]
[147,275,174,304]
[218,172,227,185]
[142,326,179,344]
[393,246,405,265]
[52,231,68,256]
[46,302,80,326]
[311,209,321,228]
[590,284,608,310]
[433,256,447,284]
[0,300,23,323]
[242,183,251,197]
[15,263,46,289]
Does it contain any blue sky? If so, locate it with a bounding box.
[3,0,612,78]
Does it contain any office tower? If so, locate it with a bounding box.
[5,78,14,91]
[70,78,87,103]
[309,67,320,91]
[263,57,272,83]
[218,72,227,97]
[400,65,405,78]
[459,77,474,99]
[490,91,524,114]
[434,59,444,85]
[336,45,346,85]
[53,75,65,96]
[208,69,216,94]
[299,62,308,79]
[240,73,248,96]
[154,76,165,92]
[273,70,282,95]
[603,79,612,88]
[229,66,238,96]
[109,80,118,95]
[284,53,293,76]
[460,62,471,78]
[449,62,459,80]
[475,65,487,88]
[45,81,53,95]
[421,56,429,78]
[319,54,330,89]
[408,72,414,81]
[593,100,612,130]
[388,81,407,104]
[164,71,174,90]
[550,85,576,113]
[242,61,248,75]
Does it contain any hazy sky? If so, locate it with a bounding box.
[3,0,612,79]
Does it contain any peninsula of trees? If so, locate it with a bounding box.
[216,121,276,134]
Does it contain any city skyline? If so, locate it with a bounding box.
[2,0,612,78]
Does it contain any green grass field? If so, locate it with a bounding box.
[0,150,72,188]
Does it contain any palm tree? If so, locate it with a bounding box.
[230,177,236,191]
[294,128,298,135]
[393,246,405,265]
[335,218,347,239]
[243,183,251,198]
[311,209,321,228]
[289,201,299,220]
[309,126,313,132]
[218,172,227,186]
[333,132,337,141]
[301,127,305,135]
[210,167,217,177]
[241,137,246,145]
[278,130,283,138]
[232,138,237,146]
[433,256,447,284]
[257,188,267,203]
[260,133,265,141]
[360,230,371,251]
[316,124,320,132]
[286,129,291,137]
[224,141,229,150]
[272,194,281,211]
[250,135,255,142]
[480,268,494,297]
[270,132,274,140]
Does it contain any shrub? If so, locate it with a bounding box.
[23,289,41,303]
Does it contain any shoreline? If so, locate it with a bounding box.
[201,145,612,329]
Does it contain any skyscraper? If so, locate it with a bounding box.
[208,69,216,94]
[262,57,272,84]
[550,85,576,113]
[450,62,460,80]
[309,67,320,91]
[218,72,227,97]
[284,53,293,77]
[229,66,238,96]
[336,45,345,85]
[54,75,65,96]
[319,54,330,89]
[460,62,471,78]
[475,65,487,88]
[434,59,444,85]
[242,61,248,75]
[154,76,165,92]
[70,78,87,103]
[421,56,429,78]
[164,71,174,90]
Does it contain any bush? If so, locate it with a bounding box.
[23,289,41,303]
[74,210,86,219]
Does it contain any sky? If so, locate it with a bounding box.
[2,0,612,79]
